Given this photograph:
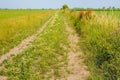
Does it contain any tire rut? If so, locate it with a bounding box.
[65,20,89,80]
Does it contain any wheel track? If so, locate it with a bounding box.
[64,19,89,80]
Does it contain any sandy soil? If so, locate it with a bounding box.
[65,20,89,80]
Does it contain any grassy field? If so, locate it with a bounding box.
[0,10,49,20]
[0,12,69,80]
[64,10,120,80]
[0,10,120,80]
[0,10,54,56]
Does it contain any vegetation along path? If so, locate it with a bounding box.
[64,19,89,80]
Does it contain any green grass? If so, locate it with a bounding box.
[0,12,69,80]
[0,10,54,56]
[0,10,50,20]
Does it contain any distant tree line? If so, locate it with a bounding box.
[72,7,120,11]
[0,8,59,10]
[0,5,119,11]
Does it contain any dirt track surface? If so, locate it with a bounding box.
[65,20,89,80]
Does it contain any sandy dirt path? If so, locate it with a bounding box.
[65,20,89,80]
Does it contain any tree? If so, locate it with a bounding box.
[112,7,115,10]
[102,7,106,10]
[62,4,69,10]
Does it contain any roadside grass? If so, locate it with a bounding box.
[0,11,54,56]
[0,13,69,80]
[63,10,120,80]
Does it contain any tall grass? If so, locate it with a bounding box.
[64,10,120,80]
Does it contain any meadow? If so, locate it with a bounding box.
[0,12,69,80]
[0,9,120,80]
